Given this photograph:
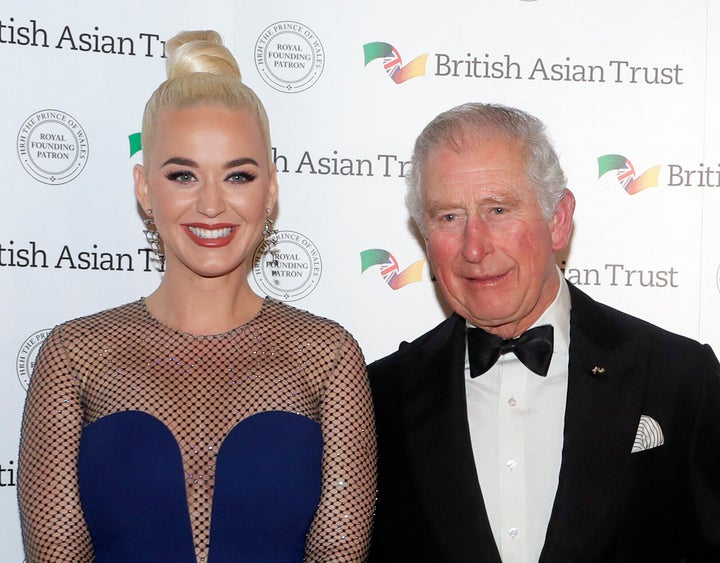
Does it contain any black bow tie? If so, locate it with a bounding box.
[467,324,554,377]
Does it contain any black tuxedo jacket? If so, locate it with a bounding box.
[368,284,720,562]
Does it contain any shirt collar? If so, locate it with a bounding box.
[464,267,571,355]
[531,267,571,355]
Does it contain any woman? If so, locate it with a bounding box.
[18,30,376,563]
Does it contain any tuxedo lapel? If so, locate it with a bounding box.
[400,315,501,562]
[540,285,651,561]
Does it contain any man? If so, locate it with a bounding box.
[368,103,720,562]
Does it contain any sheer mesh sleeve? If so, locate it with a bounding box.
[304,330,377,562]
[18,326,93,562]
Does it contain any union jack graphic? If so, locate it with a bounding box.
[597,153,662,195]
[616,159,636,191]
[363,42,428,84]
[383,47,403,79]
[360,249,425,290]
[379,253,400,285]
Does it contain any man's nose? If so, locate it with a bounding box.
[461,216,493,262]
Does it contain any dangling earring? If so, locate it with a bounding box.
[262,208,278,254]
[143,209,164,261]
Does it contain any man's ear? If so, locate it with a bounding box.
[550,189,575,251]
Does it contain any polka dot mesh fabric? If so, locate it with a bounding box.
[18,298,376,562]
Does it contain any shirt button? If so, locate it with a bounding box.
[507,397,517,407]
[509,527,519,538]
[506,459,517,471]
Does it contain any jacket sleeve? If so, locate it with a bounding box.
[684,343,720,560]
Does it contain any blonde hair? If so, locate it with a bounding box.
[141,30,271,165]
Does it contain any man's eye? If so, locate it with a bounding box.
[442,213,456,222]
[492,207,505,214]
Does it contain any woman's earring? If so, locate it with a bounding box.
[262,208,278,254]
[143,209,164,261]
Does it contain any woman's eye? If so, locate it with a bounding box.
[165,171,195,183]
[227,171,256,183]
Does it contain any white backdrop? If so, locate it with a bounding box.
[2,1,719,560]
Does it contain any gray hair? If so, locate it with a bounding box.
[405,102,567,235]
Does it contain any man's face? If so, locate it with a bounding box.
[421,135,574,338]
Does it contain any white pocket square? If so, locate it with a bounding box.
[631,415,664,453]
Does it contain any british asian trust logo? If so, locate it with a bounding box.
[598,154,720,192]
[360,249,425,289]
[255,21,325,93]
[17,109,89,185]
[597,154,661,194]
[252,230,322,302]
[363,42,428,84]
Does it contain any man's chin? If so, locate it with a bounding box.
[455,303,516,328]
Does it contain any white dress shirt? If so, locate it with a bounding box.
[465,270,571,563]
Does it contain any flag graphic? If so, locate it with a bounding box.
[363,42,428,84]
[383,46,403,76]
[597,154,661,194]
[129,132,142,157]
[616,160,636,191]
[360,249,425,290]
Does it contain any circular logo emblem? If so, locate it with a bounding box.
[252,230,322,301]
[17,109,89,185]
[17,329,52,390]
[254,21,325,93]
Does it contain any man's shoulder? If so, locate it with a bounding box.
[569,283,711,357]
[368,314,463,378]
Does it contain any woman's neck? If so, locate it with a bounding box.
[144,269,264,336]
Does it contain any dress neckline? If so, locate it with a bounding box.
[137,296,272,339]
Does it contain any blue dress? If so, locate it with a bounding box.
[19,299,375,562]
[78,410,322,562]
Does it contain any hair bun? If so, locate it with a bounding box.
[165,30,241,81]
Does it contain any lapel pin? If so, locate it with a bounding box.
[591,366,605,374]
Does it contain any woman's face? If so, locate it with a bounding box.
[135,105,277,280]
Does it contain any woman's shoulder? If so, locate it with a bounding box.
[259,300,365,372]
[262,298,348,334]
[54,300,146,339]
[259,299,361,352]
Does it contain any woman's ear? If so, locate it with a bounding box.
[134,164,151,212]
[266,164,279,211]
